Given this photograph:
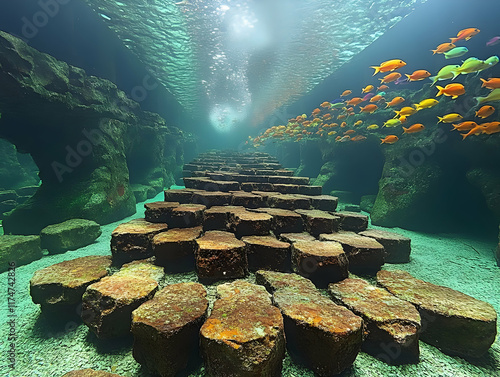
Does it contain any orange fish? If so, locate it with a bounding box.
[351,135,367,142]
[362,85,374,93]
[480,78,500,89]
[320,101,331,108]
[302,121,312,126]
[451,121,478,131]
[329,123,339,127]
[360,104,378,113]
[406,70,431,81]
[403,124,425,134]
[480,121,500,134]
[344,130,356,135]
[313,118,322,123]
[371,59,407,75]
[380,135,399,144]
[461,125,485,140]
[377,84,389,91]
[431,42,456,55]
[346,97,363,106]
[385,97,405,108]
[312,108,321,116]
[379,72,402,84]
[341,90,352,97]
[370,95,385,103]
[450,28,480,43]
[337,114,346,120]
[340,121,347,128]
[322,113,332,120]
[436,83,465,99]
[475,105,495,119]
[335,136,342,141]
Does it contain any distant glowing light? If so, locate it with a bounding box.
[209,104,245,133]
[220,5,230,12]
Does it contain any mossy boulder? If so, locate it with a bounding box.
[40,219,102,254]
[0,235,42,272]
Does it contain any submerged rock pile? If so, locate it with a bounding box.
[29,151,497,376]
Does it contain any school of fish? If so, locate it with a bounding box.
[248,27,500,148]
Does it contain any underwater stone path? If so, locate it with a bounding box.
[28,151,497,377]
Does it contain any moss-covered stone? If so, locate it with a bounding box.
[40,219,102,254]
[0,235,41,272]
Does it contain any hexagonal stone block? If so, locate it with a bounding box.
[320,231,385,274]
[167,204,206,228]
[164,188,198,204]
[252,207,304,234]
[111,218,168,265]
[230,191,264,208]
[201,281,285,377]
[377,270,497,358]
[295,209,340,237]
[192,191,232,208]
[228,209,272,238]
[30,255,111,311]
[335,211,369,232]
[202,205,245,231]
[279,232,316,243]
[298,185,322,195]
[359,229,411,263]
[291,240,349,288]
[195,231,247,281]
[309,195,338,212]
[132,283,208,377]
[152,226,203,272]
[329,278,421,364]
[242,235,291,272]
[144,201,179,223]
[268,194,310,210]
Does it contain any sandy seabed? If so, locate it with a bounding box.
[1,191,499,377]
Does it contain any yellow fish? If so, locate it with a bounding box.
[354,120,363,126]
[394,106,417,118]
[475,88,500,105]
[383,119,402,128]
[437,113,463,123]
[453,57,485,77]
[328,131,337,136]
[429,64,460,86]
[367,124,379,130]
[414,98,439,111]
[477,56,500,72]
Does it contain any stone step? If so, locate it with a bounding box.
[200,281,285,377]
[164,188,200,204]
[291,240,349,288]
[195,231,247,281]
[336,211,369,232]
[242,235,291,272]
[228,209,273,238]
[230,191,265,208]
[279,232,316,243]
[202,206,245,231]
[111,218,169,265]
[152,226,203,271]
[167,204,206,228]
[267,194,311,210]
[131,282,208,377]
[192,191,233,208]
[295,209,340,237]
[319,231,385,274]
[358,229,411,263]
[251,207,304,234]
[255,270,363,376]
[377,270,497,358]
[309,195,339,212]
[329,278,421,365]
[144,201,179,223]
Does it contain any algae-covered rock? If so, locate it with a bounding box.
[40,219,102,254]
[0,235,42,272]
[62,369,124,377]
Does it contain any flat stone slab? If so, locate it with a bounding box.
[192,191,232,208]
[320,231,385,274]
[144,201,179,223]
[203,205,245,231]
[229,209,272,238]
[271,183,300,194]
[268,176,310,185]
[195,231,247,281]
[258,272,363,376]
[183,177,212,190]
[200,281,285,377]
[152,226,203,271]
[167,203,206,228]
[268,194,310,210]
[377,270,497,358]
[251,191,281,205]
[111,218,168,265]
[298,185,322,195]
[359,229,411,263]
[309,195,339,212]
[164,188,197,204]
[255,270,317,293]
[40,219,101,254]
[114,259,164,282]
[295,209,340,237]
[30,255,112,309]
[0,235,42,273]
[255,207,304,234]
[230,191,264,208]
[291,240,349,288]
[279,232,316,243]
[335,211,369,232]
[329,278,421,364]
[240,182,274,192]
[61,370,124,377]
[132,283,208,377]
[242,235,291,272]
[204,180,240,192]
[82,274,158,338]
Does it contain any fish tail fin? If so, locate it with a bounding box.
[429,76,437,86]
[450,37,458,43]
[480,78,487,87]
[436,86,444,97]
[380,138,385,144]
[393,111,400,118]
[378,77,385,83]
[405,74,411,81]
[371,66,380,75]
[475,96,484,106]
[431,49,437,55]
[451,71,460,80]
[402,127,408,134]
[461,133,468,140]
[437,116,443,123]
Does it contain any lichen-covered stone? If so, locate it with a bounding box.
[110,218,168,265]
[291,240,349,288]
[132,283,208,377]
[329,278,421,364]
[152,226,202,271]
[251,207,304,234]
[203,205,245,231]
[61,369,124,377]
[295,209,340,236]
[255,270,317,294]
[167,203,205,228]
[335,211,369,232]
[200,281,285,377]
[242,235,291,272]
[81,274,158,338]
[195,231,247,281]
[229,210,272,237]
[320,231,385,274]
[114,259,164,282]
[359,229,411,263]
[0,234,42,272]
[377,270,497,358]
[30,255,111,310]
[40,219,102,254]
[144,201,179,223]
